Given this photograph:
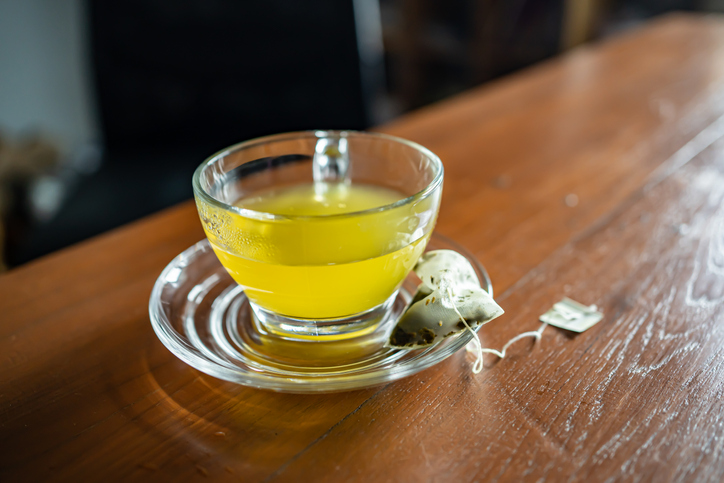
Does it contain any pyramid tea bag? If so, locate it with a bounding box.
[388,250,504,349]
[387,251,605,375]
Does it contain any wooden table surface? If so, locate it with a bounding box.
[3,13,724,482]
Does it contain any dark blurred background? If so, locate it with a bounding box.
[0,0,720,268]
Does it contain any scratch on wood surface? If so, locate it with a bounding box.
[420,442,431,468]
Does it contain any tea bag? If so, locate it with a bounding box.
[388,250,605,375]
[389,250,552,374]
[388,250,504,349]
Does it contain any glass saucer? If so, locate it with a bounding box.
[149,233,493,393]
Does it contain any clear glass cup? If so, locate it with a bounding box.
[192,130,443,341]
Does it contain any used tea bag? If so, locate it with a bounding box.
[388,250,504,349]
[388,249,604,375]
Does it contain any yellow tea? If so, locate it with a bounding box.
[198,182,432,319]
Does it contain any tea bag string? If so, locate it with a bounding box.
[446,288,547,374]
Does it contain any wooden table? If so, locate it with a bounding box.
[3,13,724,482]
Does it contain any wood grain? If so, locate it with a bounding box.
[272,111,724,483]
[2,13,724,482]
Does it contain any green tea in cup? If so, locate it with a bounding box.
[193,131,442,339]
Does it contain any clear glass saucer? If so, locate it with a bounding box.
[149,233,493,393]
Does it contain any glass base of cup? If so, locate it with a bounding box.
[249,292,398,341]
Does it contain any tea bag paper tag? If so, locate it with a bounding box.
[539,297,603,333]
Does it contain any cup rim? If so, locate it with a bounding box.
[192,130,444,221]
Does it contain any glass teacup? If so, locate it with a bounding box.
[192,131,443,340]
